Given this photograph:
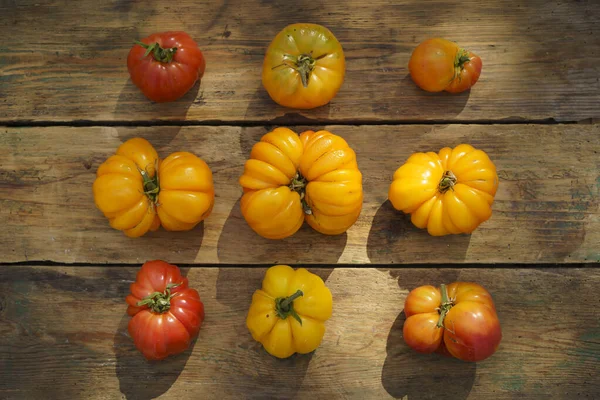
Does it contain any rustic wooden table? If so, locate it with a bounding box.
[1,1,599,399]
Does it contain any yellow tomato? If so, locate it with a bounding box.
[93,138,214,237]
[246,265,333,358]
[388,144,498,236]
[262,23,345,109]
[239,128,363,239]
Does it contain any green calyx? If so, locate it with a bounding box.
[272,53,328,88]
[438,170,457,194]
[454,49,471,70]
[135,40,178,63]
[436,284,454,328]
[289,172,312,215]
[275,290,304,325]
[139,162,160,204]
[136,282,181,314]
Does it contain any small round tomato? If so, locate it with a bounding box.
[127,31,206,102]
[126,260,205,360]
[403,282,501,362]
[262,23,345,109]
[409,38,482,93]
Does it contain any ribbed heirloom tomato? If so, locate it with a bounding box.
[126,260,205,360]
[403,282,502,362]
[128,31,206,102]
[239,128,363,239]
[409,38,482,93]
[247,265,333,358]
[262,23,345,109]
[388,144,498,236]
[93,137,214,237]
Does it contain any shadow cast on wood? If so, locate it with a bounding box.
[217,199,347,264]
[392,73,471,119]
[95,222,205,264]
[367,201,471,264]
[381,311,476,399]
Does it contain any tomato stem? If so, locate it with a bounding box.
[438,170,457,193]
[271,53,328,88]
[139,161,160,204]
[135,40,178,63]
[136,282,181,314]
[437,284,454,328]
[454,49,471,70]
[275,290,304,325]
[289,172,312,215]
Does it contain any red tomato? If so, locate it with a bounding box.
[408,38,482,93]
[403,282,501,362]
[126,260,204,360]
[127,31,206,102]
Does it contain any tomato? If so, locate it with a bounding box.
[239,128,363,239]
[127,31,206,102]
[126,260,205,360]
[403,282,501,362]
[409,38,482,93]
[262,23,345,109]
[388,144,498,236]
[93,137,214,237]
[246,265,333,358]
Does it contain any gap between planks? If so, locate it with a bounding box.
[0,119,589,128]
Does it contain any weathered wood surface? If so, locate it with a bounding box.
[2,125,598,265]
[1,0,599,123]
[0,266,598,400]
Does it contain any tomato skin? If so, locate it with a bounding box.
[403,282,501,362]
[409,38,482,93]
[128,31,205,102]
[126,260,205,361]
[402,312,443,353]
[404,285,440,317]
[444,301,502,362]
[388,144,498,236]
[262,23,345,109]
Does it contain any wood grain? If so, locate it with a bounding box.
[1,125,598,264]
[0,266,598,400]
[1,0,599,123]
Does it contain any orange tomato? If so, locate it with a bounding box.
[403,282,502,362]
[93,138,214,237]
[262,23,345,109]
[388,144,498,236]
[409,38,482,93]
[239,128,363,239]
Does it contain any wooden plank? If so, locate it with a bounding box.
[0,266,598,399]
[0,125,600,264]
[1,125,598,264]
[1,0,599,123]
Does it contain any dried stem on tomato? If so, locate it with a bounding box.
[437,284,454,328]
[289,172,312,215]
[139,161,160,204]
[438,170,457,193]
[271,53,329,88]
